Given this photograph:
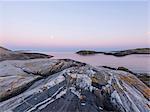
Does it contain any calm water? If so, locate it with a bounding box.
[46,52,150,73]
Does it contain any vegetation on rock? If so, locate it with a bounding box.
[76,48,150,57]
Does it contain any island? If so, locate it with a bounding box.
[0,46,150,112]
[76,48,150,57]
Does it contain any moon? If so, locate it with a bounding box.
[50,35,54,39]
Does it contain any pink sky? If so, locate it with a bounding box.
[0,1,149,51]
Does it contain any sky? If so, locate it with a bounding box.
[0,0,149,52]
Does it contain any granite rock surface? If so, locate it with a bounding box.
[0,59,149,112]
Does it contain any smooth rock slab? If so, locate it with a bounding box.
[0,59,82,102]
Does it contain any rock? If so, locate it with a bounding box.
[117,67,150,87]
[102,66,116,70]
[136,73,150,87]
[0,59,83,102]
[0,59,149,112]
[0,46,53,61]
[117,67,133,73]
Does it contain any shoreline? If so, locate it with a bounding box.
[0,46,150,112]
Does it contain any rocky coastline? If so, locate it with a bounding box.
[0,47,150,112]
[102,66,150,87]
[0,46,53,61]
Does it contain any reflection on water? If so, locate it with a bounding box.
[46,52,150,73]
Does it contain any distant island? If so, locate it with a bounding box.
[76,48,150,57]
